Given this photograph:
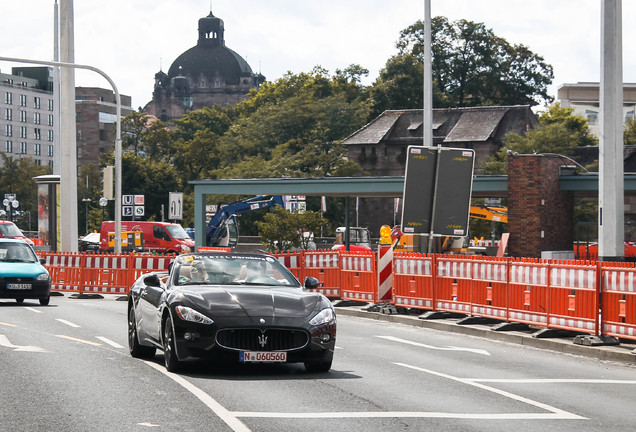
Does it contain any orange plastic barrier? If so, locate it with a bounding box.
[43,252,84,294]
[197,247,231,252]
[340,251,377,302]
[392,253,434,309]
[273,251,303,280]
[129,254,175,283]
[302,250,341,298]
[548,260,599,334]
[82,254,131,295]
[601,262,636,340]
[507,258,549,327]
[434,255,473,314]
[470,256,509,320]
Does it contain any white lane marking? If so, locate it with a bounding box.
[377,335,491,356]
[394,362,585,420]
[55,335,102,346]
[96,336,124,349]
[137,423,160,427]
[56,319,81,328]
[0,334,49,353]
[232,411,581,419]
[24,307,42,313]
[468,378,636,384]
[143,360,251,432]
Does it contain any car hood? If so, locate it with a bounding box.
[0,262,48,278]
[177,286,321,319]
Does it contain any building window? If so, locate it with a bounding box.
[48,160,53,169]
[5,124,12,137]
[20,142,27,154]
[5,141,12,153]
[35,159,41,166]
[99,129,106,141]
[4,92,12,104]
[34,112,40,125]
[33,96,41,109]
[34,128,41,140]
[585,109,598,125]
[20,94,27,107]
[19,110,27,123]
[20,126,27,139]
[48,99,54,111]
[47,144,54,157]
[48,114,54,126]
[34,143,41,156]
[48,130,54,141]
[4,108,12,121]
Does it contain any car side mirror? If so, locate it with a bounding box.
[39,258,46,265]
[304,276,320,290]
[144,274,161,287]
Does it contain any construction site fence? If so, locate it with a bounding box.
[40,250,636,342]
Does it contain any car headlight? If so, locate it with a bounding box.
[309,308,335,326]
[180,244,191,252]
[36,273,50,281]
[175,306,214,325]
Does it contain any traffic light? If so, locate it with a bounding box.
[103,165,114,200]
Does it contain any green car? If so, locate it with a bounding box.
[0,239,51,306]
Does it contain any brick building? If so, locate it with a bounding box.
[143,10,264,123]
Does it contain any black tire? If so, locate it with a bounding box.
[163,316,180,372]
[304,359,332,373]
[15,298,24,304]
[128,307,156,359]
[39,296,50,306]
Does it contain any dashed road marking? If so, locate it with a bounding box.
[377,335,491,356]
[0,334,48,352]
[24,307,42,313]
[56,319,80,328]
[55,334,102,346]
[96,336,124,348]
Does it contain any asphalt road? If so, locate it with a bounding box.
[1,294,636,432]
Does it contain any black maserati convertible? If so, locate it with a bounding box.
[127,252,336,372]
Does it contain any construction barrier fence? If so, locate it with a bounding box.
[39,249,636,342]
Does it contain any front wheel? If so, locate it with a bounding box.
[15,298,24,304]
[39,296,50,306]
[163,316,180,372]
[128,307,156,359]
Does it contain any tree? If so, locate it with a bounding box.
[0,154,50,231]
[121,111,172,158]
[370,17,554,117]
[256,207,328,252]
[625,117,636,145]
[480,103,598,174]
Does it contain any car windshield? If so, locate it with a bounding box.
[0,223,24,237]
[0,242,38,263]
[165,225,190,240]
[174,255,299,287]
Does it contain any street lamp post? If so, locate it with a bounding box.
[82,198,91,234]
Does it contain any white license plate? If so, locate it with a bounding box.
[240,351,287,363]
[8,283,31,290]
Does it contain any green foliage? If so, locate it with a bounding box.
[625,117,636,146]
[480,103,598,174]
[371,17,554,116]
[0,154,50,231]
[256,207,328,252]
[121,112,172,158]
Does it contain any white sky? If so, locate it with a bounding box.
[1,0,634,109]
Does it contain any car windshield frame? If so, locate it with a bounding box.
[173,254,300,288]
[0,242,39,263]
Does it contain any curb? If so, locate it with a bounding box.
[334,304,636,365]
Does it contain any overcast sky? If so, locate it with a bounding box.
[1,0,635,109]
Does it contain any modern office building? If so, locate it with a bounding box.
[0,67,56,169]
[558,82,636,138]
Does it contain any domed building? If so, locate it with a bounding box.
[143,10,264,122]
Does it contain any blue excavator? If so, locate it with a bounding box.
[206,195,285,247]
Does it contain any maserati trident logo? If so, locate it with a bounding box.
[259,318,266,324]
[257,334,268,348]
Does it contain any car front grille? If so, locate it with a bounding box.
[216,328,309,352]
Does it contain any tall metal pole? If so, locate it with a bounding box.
[599,0,624,260]
[59,0,78,251]
[53,0,61,176]
[423,0,433,147]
